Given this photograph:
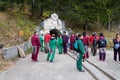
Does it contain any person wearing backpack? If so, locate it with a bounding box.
[97,33,107,61]
[113,33,120,61]
[76,34,85,72]
[90,33,98,56]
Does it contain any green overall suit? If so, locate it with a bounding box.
[39,36,44,52]
[47,37,57,62]
[57,37,63,54]
[77,39,85,71]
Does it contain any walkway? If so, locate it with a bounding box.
[0,51,95,80]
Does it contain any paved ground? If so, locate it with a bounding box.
[0,51,95,80]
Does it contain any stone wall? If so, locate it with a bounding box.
[2,40,32,60]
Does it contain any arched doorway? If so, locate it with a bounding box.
[50,29,62,38]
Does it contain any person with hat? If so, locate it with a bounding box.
[47,34,57,62]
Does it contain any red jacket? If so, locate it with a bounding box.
[44,33,51,43]
[31,35,40,47]
[82,35,90,45]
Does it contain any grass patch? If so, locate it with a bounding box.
[25,47,32,55]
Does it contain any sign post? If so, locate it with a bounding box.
[18,31,24,43]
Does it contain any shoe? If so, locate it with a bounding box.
[83,59,85,62]
[50,60,53,63]
[79,70,85,72]
[32,60,39,62]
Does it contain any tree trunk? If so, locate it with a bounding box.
[84,20,88,31]
[108,14,111,31]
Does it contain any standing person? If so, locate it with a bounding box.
[47,34,57,62]
[97,33,107,61]
[113,33,120,61]
[90,33,99,56]
[70,33,75,50]
[57,35,63,54]
[39,34,44,52]
[62,31,69,54]
[31,31,41,62]
[82,32,90,59]
[76,34,85,72]
[44,31,51,53]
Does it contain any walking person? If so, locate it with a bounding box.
[82,32,90,59]
[90,32,99,56]
[31,31,41,62]
[97,33,107,61]
[113,33,120,61]
[57,35,63,54]
[62,31,69,54]
[47,34,57,62]
[76,34,85,72]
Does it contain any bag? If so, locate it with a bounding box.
[32,46,37,54]
[114,43,120,50]
[93,37,97,46]
[99,38,106,47]
[73,40,78,50]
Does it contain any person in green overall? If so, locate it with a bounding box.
[77,34,85,72]
[57,35,63,54]
[39,34,44,52]
[47,34,57,62]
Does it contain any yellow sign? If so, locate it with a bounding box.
[19,31,24,36]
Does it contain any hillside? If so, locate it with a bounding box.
[0,12,35,72]
[0,12,35,47]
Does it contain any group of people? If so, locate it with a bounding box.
[31,30,120,72]
[30,31,69,62]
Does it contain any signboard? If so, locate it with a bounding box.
[19,31,24,36]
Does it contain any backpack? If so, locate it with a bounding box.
[73,39,78,50]
[114,43,120,50]
[99,38,106,47]
[93,37,97,46]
